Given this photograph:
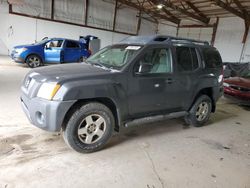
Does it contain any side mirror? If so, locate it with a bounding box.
[136,63,152,75]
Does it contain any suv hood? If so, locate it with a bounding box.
[224,77,250,88]
[28,63,115,83]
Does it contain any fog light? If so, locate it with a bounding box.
[36,111,45,124]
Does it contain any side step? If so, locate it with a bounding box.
[125,111,188,128]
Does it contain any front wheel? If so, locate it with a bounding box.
[185,95,212,127]
[26,55,42,68]
[63,102,114,153]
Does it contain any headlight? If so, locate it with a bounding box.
[15,48,28,54]
[37,82,61,100]
[223,82,230,87]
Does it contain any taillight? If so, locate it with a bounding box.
[218,66,224,83]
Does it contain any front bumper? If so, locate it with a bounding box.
[10,52,25,63]
[224,87,250,101]
[21,93,76,132]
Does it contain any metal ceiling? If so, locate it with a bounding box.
[117,0,250,25]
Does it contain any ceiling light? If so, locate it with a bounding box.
[157,4,164,9]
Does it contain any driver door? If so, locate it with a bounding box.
[44,39,63,63]
[127,46,181,117]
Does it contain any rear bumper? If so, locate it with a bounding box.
[21,93,76,132]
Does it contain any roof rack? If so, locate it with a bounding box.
[119,35,210,46]
[153,35,210,46]
[153,35,209,45]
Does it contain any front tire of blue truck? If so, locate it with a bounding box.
[63,102,114,153]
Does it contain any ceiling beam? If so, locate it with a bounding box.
[117,0,179,24]
[211,17,219,46]
[148,0,181,24]
[211,0,246,20]
[184,1,209,21]
[162,1,210,24]
[233,0,250,20]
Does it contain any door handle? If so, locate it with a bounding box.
[165,78,173,84]
[154,83,160,88]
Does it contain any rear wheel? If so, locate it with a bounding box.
[79,56,87,62]
[185,95,212,127]
[63,102,114,153]
[26,55,42,68]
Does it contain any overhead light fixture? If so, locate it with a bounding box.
[157,4,164,9]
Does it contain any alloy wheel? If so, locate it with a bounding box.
[27,56,41,68]
[195,101,209,121]
[78,114,106,144]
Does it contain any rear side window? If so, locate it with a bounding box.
[66,41,80,48]
[176,47,199,72]
[202,48,222,68]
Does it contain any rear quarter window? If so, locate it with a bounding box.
[202,48,222,68]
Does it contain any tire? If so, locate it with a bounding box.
[63,102,114,153]
[25,54,42,68]
[184,95,212,127]
[79,56,87,63]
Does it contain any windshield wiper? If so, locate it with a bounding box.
[92,62,106,68]
[86,60,108,69]
[86,60,120,72]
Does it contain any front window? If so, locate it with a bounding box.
[45,40,63,48]
[134,48,172,74]
[87,45,142,70]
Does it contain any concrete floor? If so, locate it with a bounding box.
[0,55,250,188]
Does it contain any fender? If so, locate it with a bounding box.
[187,72,220,110]
[54,77,128,126]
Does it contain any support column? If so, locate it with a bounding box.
[211,17,219,46]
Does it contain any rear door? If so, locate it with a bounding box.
[173,45,202,110]
[44,39,64,63]
[63,40,81,62]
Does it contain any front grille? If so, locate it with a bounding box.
[230,85,250,92]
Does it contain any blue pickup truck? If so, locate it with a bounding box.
[11,38,91,68]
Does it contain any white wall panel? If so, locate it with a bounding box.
[54,0,86,24]
[241,30,250,62]
[115,5,138,34]
[178,27,213,42]
[139,19,157,35]
[0,13,132,55]
[214,17,244,62]
[157,23,177,36]
[12,0,52,18]
[87,0,115,30]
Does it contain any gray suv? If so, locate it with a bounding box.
[21,35,223,153]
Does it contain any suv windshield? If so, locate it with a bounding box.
[33,38,50,45]
[87,45,142,70]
